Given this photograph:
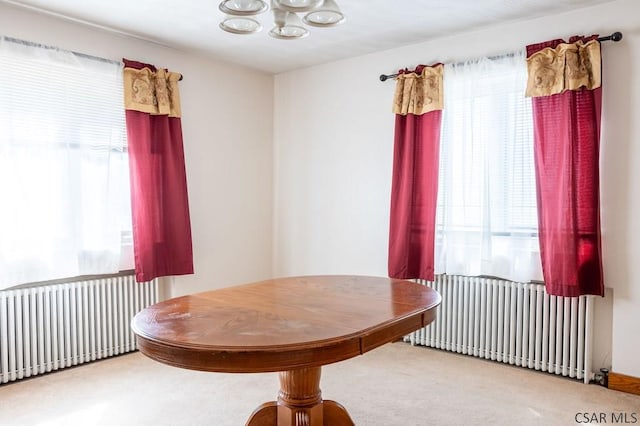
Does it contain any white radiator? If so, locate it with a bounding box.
[407,275,594,384]
[0,274,158,384]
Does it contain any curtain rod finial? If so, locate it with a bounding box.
[611,31,623,42]
[380,74,389,81]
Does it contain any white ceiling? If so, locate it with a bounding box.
[2,0,616,74]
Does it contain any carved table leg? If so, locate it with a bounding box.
[277,367,323,426]
[246,402,278,426]
[245,367,354,426]
[322,400,355,426]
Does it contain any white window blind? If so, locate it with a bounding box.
[435,50,543,283]
[0,37,133,289]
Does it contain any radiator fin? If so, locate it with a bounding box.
[407,276,593,383]
[0,275,158,384]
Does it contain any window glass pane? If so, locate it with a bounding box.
[435,51,542,282]
[0,38,132,288]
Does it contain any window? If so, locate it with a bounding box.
[0,37,132,289]
[435,50,543,283]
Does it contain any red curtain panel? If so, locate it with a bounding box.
[123,59,194,283]
[388,64,444,281]
[388,111,442,280]
[526,37,604,297]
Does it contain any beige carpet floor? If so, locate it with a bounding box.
[0,343,638,426]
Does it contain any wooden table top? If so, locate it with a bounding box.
[131,275,441,373]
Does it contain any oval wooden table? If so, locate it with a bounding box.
[131,275,441,426]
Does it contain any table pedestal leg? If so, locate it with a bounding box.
[277,367,323,425]
[245,367,354,426]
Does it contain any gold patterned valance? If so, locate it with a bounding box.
[526,39,601,98]
[123,66,182,117]
[393,64,444,115]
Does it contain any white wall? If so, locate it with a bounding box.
[274,0,640,378]
[0,2,275,296]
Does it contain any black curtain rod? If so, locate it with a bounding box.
[379,31,623,82]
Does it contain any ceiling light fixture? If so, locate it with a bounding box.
[303,0,345,27]
[275,0,323,13]
[269,8,309,39]
[218,0,345,39]
[219,16,263,34]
